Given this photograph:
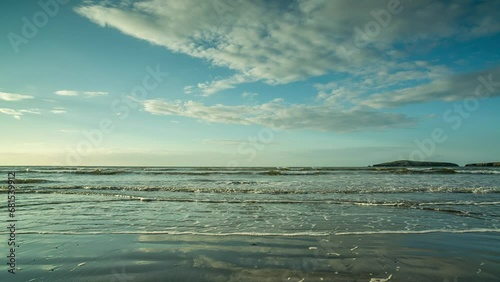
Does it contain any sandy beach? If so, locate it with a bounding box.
[6,231,499,281]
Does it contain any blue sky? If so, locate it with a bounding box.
[1,0,499,166]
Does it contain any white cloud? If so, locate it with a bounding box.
[84,91,109,97]
[0,108,21,119]
[360,67,500,108]
[0,108,40,119]
[142,98,415,132]
[195,74,255,96]
[183,86,194,94]
[0,92,34,101]
[50,107,67,114]
[55,90,79,96]
[242,92,259,99]
[76,0,500,95]
[55,90,109,97]
[313,62,454,109]
[21,109,41,114]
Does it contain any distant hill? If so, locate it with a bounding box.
[372,160,459,167]
[465,162,500,167]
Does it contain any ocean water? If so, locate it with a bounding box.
[2,166,499,237]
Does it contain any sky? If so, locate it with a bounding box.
[0,0,499,167]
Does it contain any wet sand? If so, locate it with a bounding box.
[4,231,499,281]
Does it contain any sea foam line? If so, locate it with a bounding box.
[333,228,500,235]
[5,229,500,237]
[10,231,330,237]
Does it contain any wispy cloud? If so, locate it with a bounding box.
[192,74,255,96]
[84,91,108,97]
[242,92,258,98]
[55,90,79,97]
[55,90,109,97]
[359,67,500,109]
[0,91,34,101]
[50,107,67,114]
[142,98,415,132]
[0,108,40,119]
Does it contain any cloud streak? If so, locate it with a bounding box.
[142,98,416,132]
[0,108,41,119]
[194,74,256,96]
[360,67,500,108]
[55,90,109,98]
[50,107,67,114]
[0,92,34,101]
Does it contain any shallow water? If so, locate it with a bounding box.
[1,166,499,236]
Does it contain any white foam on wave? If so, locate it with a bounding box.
[474,201,500,205]
[13,230,330,237]
[457,170,500,174]
[353,202,406,206]
[370,274,393,282]
[422,201,500,206]
[10,229,500,237]
[334,228,500,236]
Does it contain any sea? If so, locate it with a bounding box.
[2,166,499,237]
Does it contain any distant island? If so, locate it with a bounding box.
[465,162,500,167]
[372,160,459,167]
